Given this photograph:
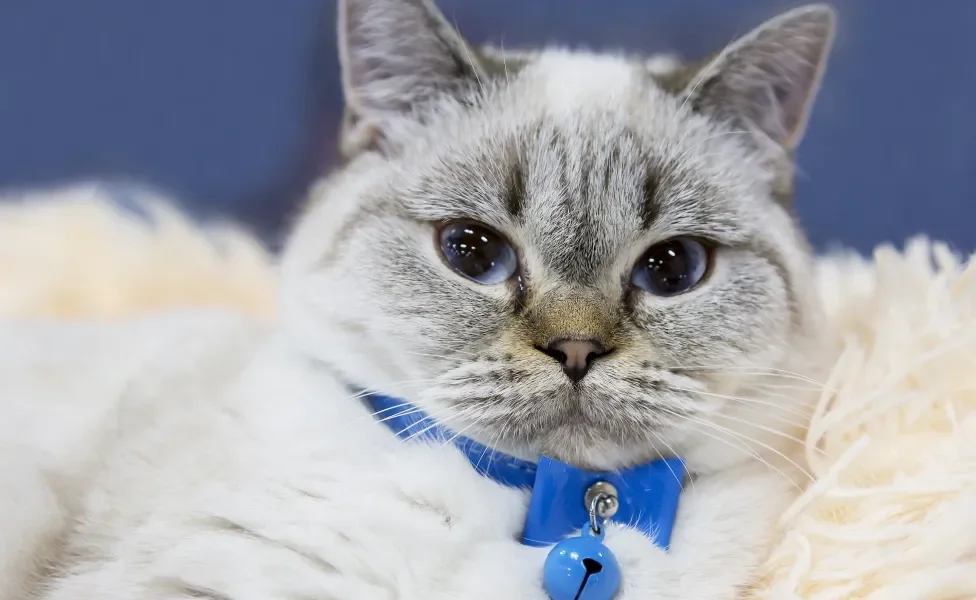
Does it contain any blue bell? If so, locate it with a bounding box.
[543,525,621,600]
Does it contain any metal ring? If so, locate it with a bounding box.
[584,481,620,536]
[588,493,614,535]
[584,482,619,518]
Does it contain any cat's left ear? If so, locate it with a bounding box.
[337,0,485,156]
[682,4,836,153]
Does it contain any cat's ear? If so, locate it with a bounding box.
[682,4,836,152]
[337,0,484,155]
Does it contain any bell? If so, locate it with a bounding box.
[543,526,621,600]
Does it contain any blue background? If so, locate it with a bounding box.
[1,0,973,253]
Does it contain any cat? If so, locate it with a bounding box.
[0,0,838,598]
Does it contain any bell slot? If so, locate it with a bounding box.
[573,559,604,600]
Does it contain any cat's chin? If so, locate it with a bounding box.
[538,433,668,472]
[473,420,763,474]
[463,419,677,472]
[423,384,700,471]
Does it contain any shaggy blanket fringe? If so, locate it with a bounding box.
[0,184,276,319]
[1,184,973,600]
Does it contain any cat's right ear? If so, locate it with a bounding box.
[337,0,484,157]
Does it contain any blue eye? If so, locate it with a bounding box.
[438,221,518,285]
[631,237,711,296]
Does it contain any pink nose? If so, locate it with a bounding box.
[542,338,604,383]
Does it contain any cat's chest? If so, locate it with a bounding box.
[60,391,549,598]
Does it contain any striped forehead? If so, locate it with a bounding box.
[516,124,652,284]
[508,53,672,283]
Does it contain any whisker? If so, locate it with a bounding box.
[688,422,806,490]
[375,401,454,429]
[343,377,442,401]
[709,410,830,459]
[748,385,832,418]
[726,375,826,391]
[475,429,504,475]
[671,385,814,421]
[666,408,813,488]
[669,364,831,390]
[402,349,478,361]
[685,421,804,491]
[751,381,826,392]
[709,400,813,431]
[367,400,412,419]
[650,430,695,496]
[399,404,474,442]
[375,405,429,426]
[344,380,449,426]
[654,405,782,481]
[439,413,485,449]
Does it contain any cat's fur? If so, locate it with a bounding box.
[0,1,837,598]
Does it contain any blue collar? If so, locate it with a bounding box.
[365,393,685,549]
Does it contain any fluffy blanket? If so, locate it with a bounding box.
[1,183,973,599]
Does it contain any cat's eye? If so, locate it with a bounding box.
[438,221,518,285]
[631,237,711,296]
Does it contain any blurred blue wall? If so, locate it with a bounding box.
[1,0,973,253]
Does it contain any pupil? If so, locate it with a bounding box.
[449,227,498,276]
[648,241,688,290]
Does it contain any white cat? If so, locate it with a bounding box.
[0,1,837,598]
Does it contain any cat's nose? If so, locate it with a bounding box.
[541,338,605,384]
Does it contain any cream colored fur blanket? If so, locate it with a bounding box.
[1,184,973,599]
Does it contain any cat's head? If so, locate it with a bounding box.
[281,0,836,472]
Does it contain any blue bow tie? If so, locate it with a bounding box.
[364,393,685,549]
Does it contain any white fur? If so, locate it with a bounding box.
[532,52,637,120]
[0,310,795,599]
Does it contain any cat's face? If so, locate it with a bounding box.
[281,0,836,471]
